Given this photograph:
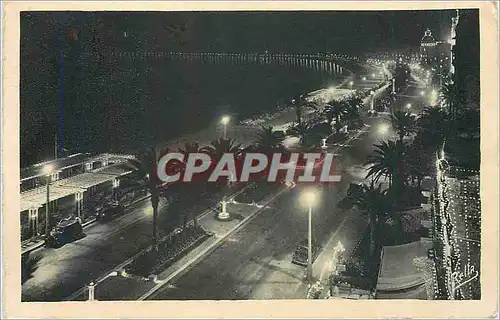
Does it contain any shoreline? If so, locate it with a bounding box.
[152,69,356,151]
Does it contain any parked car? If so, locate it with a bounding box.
[292,239,320,266]
[96,203,125,221]
[45,215,84,248]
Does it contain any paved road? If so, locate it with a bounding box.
[21,188,238,301]
[148,112,392,300]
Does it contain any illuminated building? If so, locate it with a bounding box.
[420,29,451,73]
[450,9,460,75]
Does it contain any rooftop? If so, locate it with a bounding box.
[21,153,137,182]
[376,239,433,297]
[21,163,133,212]
[21,153,92,181]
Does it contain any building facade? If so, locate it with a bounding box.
[420,29,452,73]
[450,10,460,75]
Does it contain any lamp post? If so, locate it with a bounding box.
[378,123,390,137]
[87,281,96,301]
[43,165,53,237]
[302,190,317,282]
[348,81,354,88]
[218,172,234,220]
[221,116,230,139]
[370,90,375,111]
[406,103,412,110]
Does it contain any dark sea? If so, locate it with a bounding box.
[21,58,343,165]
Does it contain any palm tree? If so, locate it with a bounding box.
[201,137,242,160]
[287,121,321,147]
[365,140,407,189]
[440,81,463,117]
[177,141,205,228]
[416,106,449,152]
[406,138,432,188]
[351,183,389,256]
[253,126,285,153]
[178,141,201,154]
[291,95,306,125]
[325,100,348,133]
[126,146,169,251]
[291,94,318,125]
[390,110,416,142]
[344,96,364,129]
[201,138,243,208]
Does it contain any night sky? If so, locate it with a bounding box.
[22,10,457,53]
[21,10,461,166]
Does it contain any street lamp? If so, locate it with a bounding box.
[370,90,375,111]
[221,115,230,139]
[362,76,367,81]
[301,189,317,282]
[378,123,390,136]
[406,103,412,110]
[420,91,425,96]
[371,73,376,78]
[348,81,354,88]
[43,164,53,237]
[430,89,439,106]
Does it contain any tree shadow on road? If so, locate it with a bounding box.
[253,258,304,281]
[21,254,41,285]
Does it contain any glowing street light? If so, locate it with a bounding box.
[371,73,376,78]
[362,76,367,81]
[301,189,318,282]
[420,91,425,96]
[221,115,230,139]
[430,89,439,105]
[348,81,354,87]
[43,164,53,237]
[378,123,390,136]
[406,103,412,109]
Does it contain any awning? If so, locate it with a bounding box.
[376,283,428,299]
[376,239,433,295]
[20,164,132,212]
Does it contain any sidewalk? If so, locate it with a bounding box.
[21,194,152,255]
[69,183,290,301]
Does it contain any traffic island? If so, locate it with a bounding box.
[125,226,213,278]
